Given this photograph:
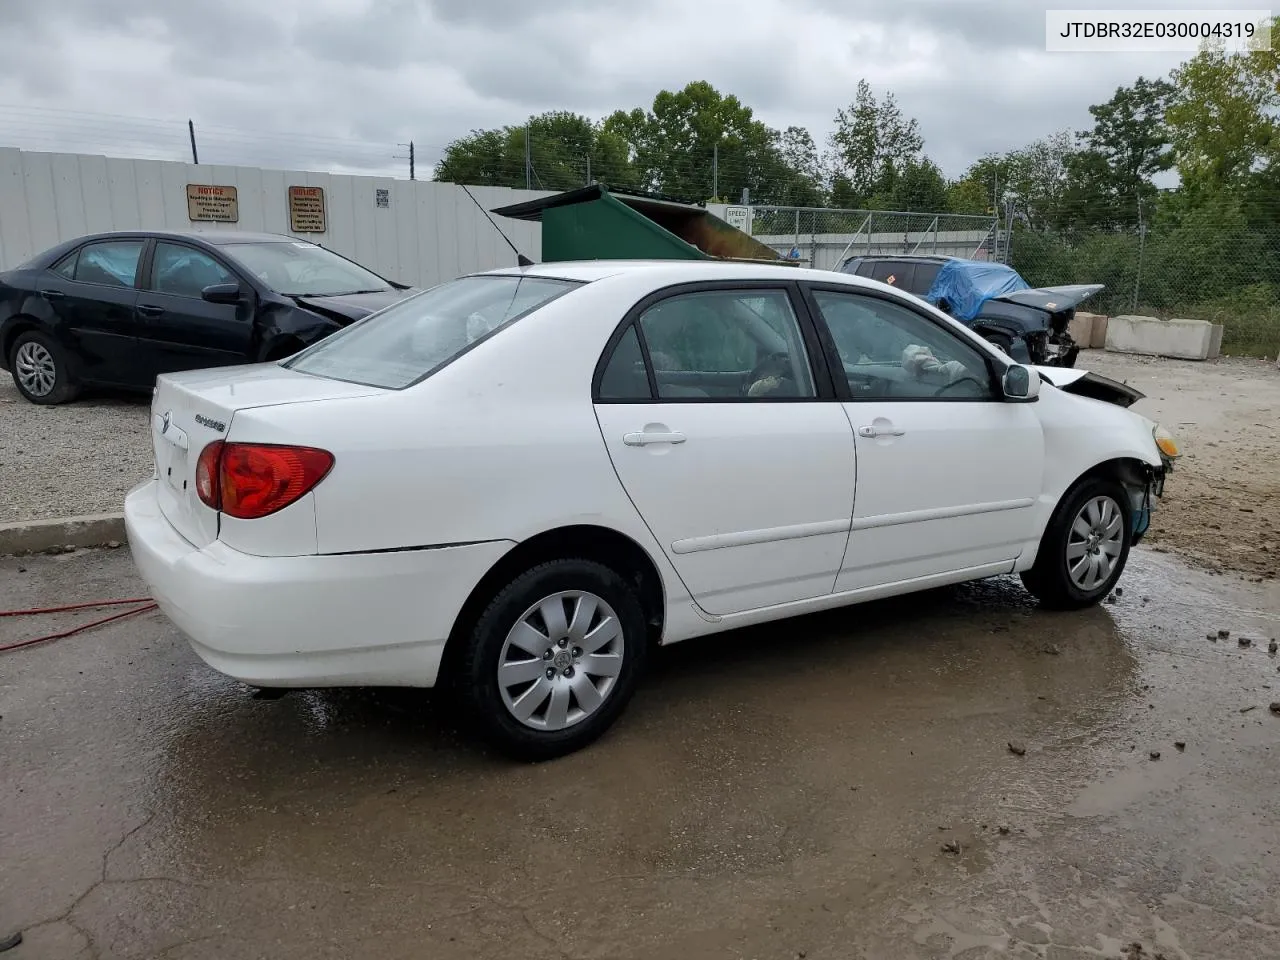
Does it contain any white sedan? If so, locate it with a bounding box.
[125,260,1180,760]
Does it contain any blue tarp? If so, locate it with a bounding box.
[923,259,1029,322]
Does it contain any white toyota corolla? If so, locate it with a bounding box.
[126,260,1180,759]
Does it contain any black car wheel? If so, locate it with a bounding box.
[456,558,649,762]
[982,331,1014,356]
[1021,476,1132,610]
[9,330,79,405]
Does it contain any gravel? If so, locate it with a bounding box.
[0,378,151,524]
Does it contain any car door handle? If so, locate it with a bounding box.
[858,424,905,438]
[137,304,165,318]
[623,430,687,446]
[38,288,64,300]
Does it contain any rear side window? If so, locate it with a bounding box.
[868,261,913,290]
[597,325,651,400]
[52,252,79,279]
[285,274,580,389]
[67,240,144,288]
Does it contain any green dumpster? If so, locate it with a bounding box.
[490,185,787,265]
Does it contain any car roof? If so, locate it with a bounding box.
[64,230,298,246]
[481,259,889,287]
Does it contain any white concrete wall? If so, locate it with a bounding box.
[0,148,553,288]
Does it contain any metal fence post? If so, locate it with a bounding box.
[1133,196,1145,311]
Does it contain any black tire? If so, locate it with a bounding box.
[1022,476,1132,610]
[9,329,79,405]
[983,332,1014,356]
[456,558,649,761]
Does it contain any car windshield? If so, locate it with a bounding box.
[223,241,393,297]
[284,274,581,389]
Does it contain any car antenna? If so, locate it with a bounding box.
[459,183,535,267]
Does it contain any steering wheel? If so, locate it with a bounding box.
[933,375,987,397]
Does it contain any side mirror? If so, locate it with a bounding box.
[1002,364,1040,402]
[201,282,242,304]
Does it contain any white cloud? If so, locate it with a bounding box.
[0,0,1225,182]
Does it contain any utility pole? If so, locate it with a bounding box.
[524,123,532,190]
[585,153,591,186]
[712,143,719,200]
[394,142,416,180]
[188,119,199,164]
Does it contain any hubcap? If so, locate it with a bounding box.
[14,342,56,397]
[1066,495,1124,591]
[497,590,624,731]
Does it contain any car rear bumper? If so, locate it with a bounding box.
[124,479,513,688]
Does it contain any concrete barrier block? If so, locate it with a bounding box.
[1105,315,1214,360]
[1207,323,1224,359]
[1073,311,1109,349]
[1090,314,1109,349]
[1067,313,1094,346]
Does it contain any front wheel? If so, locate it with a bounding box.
[1021,477,1132,610]
[456,558,649,761]
[982,331,1015,357]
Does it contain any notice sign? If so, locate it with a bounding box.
[288,185,327,233]
[186,184,239,222]
[376,188,390,209]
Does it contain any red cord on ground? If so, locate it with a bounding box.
[0,597,154,618]
[0,598,158,654]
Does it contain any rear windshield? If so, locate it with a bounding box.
[284,274,581,389]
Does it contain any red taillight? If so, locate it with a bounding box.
[193,441,334,520]
[195,441,224,509]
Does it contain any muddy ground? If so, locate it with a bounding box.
[3,349,1280,959]
[1080,350,1280,581]
[3,546,1280,960]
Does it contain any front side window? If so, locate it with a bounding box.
[285,274,580,389]
[811,290,996,400]
[631,289,815,400]
[222,240,392,297]
[151,243,236,299]
[70,240,144,288]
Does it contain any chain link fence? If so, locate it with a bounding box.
[743,203,1280,358]
[743,207,1001,272]
[1008,208,1280,358]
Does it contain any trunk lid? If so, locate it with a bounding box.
[150,363,384,547]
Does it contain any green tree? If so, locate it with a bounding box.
[947,154,1014,214]
[602,81,814,204]
[871,157,949,211]
[434,111,638,190]
[777,126,827,204]
[1166,18,1280,193]
[827,80,924,207]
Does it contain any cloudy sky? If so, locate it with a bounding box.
[0,0,1244,182]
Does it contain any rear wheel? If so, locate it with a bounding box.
[456,558,649,761]
[1022,476,1132,610]
[9,330,78,405]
